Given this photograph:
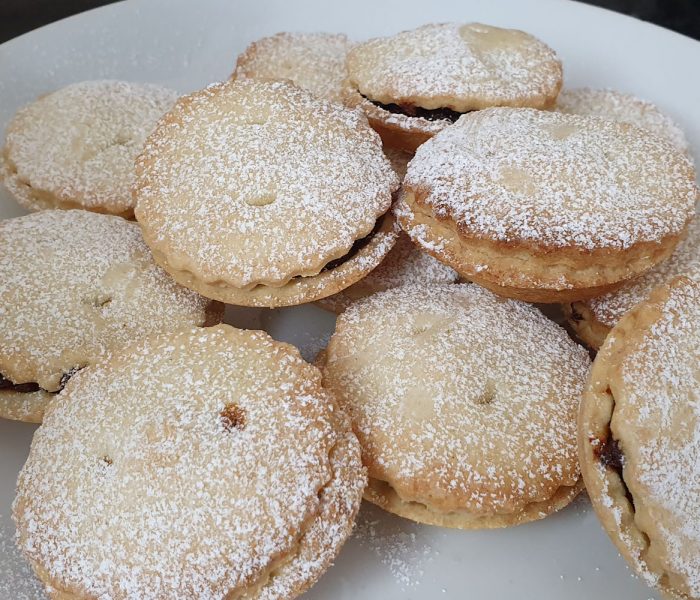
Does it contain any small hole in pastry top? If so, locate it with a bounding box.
[243,194,276,207]
[474,382,496,406]
[412,323,431,335]
[92,294,113,308]
[220,403,247,432]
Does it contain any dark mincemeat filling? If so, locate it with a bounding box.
[292,214,387,280]
[0,367,81,395]
[594,436,624,471]
[594,432,635,507]
[0,374,41,393]
[363,94,465,123]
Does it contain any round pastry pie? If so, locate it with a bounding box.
[0,210,221,423]
[232,32,353,103]
[321,283,591,528]
[345,23,562,152]
[579,277,700,600]
[316,232,459,313]
[397,107,697,303]
[554,87,691,157]
[134,79,399,307]
[13,325,365,600]
[0,80,177,217]
[564,215,700,349]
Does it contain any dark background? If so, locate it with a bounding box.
[0,0,698,43]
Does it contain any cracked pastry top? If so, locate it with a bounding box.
[13,325,366,600]
[396,107,697,303]
[344,23,562,152]
[320,283,591,529]
[0,80,177,217]
[0,210,221,423]
[579,277,700,600]
[134,79,400,308]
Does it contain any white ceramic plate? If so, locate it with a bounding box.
[1,0,698,597]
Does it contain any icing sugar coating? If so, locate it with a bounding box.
[13,325,365,600]
[0,210,215,393]
[609,279,700,597]
[318,233,459,313]
[587,215,700,328]
[135,79,398,288]
[323,284,590,518]
[554,88,691,157]
[2,80,177,216]
[318,151,458,312]
[402,107,697,250]
[347,23,562,112]
[233,32,353,103]
[359,232,458,289]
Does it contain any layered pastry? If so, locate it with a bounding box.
[321,284,590,528]
[318,148,458,312]
[396,107,697,303]
[134,79,399,307]
[0,210,221,422]
[579,277,700,600]
[13,325,366,599]
[565,215,700,349]
[0,80,177,217]
[316,232,459,313]
[232,32,353,103]
[345,23,562,152]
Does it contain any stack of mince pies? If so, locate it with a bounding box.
[1,19,698,600]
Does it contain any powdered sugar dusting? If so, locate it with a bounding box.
[588,215,700,328]
[318,228,457,312]
[354,507,434,588]
[3,80,177,214]
[135,79,398,288]
[404,108,696,250]
[598,467,659,588]
[614,279,700,595]
[13,325,363,599]
[347,23,561,111]
[234,32,353,103]
[0,518,44,600]
[554,88,691,157]
[324,233,458,311]
[0,210,213,391]
[358,233,458,289]
[324,284,590,514]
